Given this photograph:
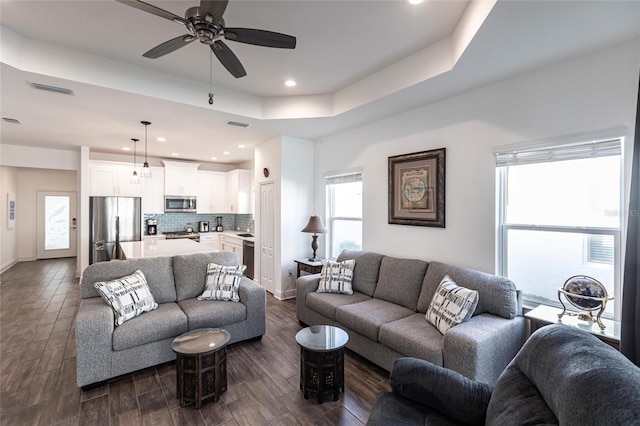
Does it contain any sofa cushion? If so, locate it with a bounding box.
[379,313,444,366]
[178,298,247,330]
[426,276,479,334]
[306,291,371,320]
[373,257,428,311]
[336,251,385,297]
[112,302,188,351]
[488,324,640,425]
[198,263,246,302]
[417,261,518,319]
[317,259,356,295]
[94,270,158,326]
[335,299,414,341]
[173,252,240,301]
[81,257,176,303]
[368,392,462,426]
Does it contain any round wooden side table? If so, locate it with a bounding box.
[295,325,349,403]
[171,328,231,409]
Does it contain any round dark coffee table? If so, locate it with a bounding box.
[171,328,231,409]
[295,325,349,403]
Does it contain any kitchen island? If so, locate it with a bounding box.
[119,238,218,259]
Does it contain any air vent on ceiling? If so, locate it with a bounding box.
[29,82,75,96]
[2,117,21,124]
[227,120,250,128]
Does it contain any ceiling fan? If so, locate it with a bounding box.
[115,0,297,78]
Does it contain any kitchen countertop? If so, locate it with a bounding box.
[120,239,219,259]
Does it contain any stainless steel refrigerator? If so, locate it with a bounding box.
[89,196,142,264]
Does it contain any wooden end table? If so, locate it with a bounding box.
[171,328,231,409]
[295,258,323,278]
[525,305,620,350]
[295,325,349,403]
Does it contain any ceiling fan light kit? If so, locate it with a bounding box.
[116,0,297,79]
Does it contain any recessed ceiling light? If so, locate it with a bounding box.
[171,152,179,156]
[284,79,297,87]
[156,137,166,142]
[122,147,131,151]
[238,144,246,148]
[223,151,230,155]
[211,156,218,160]
[406,0,424,4]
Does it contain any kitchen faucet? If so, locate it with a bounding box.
[247,218,255,233]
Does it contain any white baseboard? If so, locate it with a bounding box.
[0,259,18,275]
[274,288,296,300]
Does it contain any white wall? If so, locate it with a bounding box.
[254,135,314,299]
[313,41,639,274]
[0,166,19,272]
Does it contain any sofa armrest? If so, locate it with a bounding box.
[389,357,492,426]
[443,314,527,385]
[296,274,320,323]
[75,297,115,387]
[238,277,266,336]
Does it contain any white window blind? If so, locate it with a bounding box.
[495,139,621,167]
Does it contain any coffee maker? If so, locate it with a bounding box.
[199,221,209,233]
[146,219,157,235]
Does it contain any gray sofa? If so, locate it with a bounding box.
[296,251,527,385]
[368,324,640,425]
[76,251,266,388]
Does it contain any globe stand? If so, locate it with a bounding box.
[557,275,612,330]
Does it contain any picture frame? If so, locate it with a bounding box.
[388,148,445,227]
[7,192,16,229]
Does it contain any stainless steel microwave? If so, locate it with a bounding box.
[164,196,197,213]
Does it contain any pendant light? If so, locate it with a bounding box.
[140,121,152,178]
[130,138,141,184]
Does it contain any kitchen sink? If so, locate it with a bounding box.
[236,233,254,237]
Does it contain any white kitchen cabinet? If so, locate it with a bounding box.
[90,163,142,197]
[199,233,220,251]
[226,169,252,214]
[163,161,199,196]
[220,235,243,264]
[197,170,227,213]
[141,166,165,214]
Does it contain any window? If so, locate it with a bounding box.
[496,137,622,319]
[326,171,363,259]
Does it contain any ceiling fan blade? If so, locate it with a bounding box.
[211,41,246,78]
[199,0,228,21]
[143,35,195,59]
[115,0,188,25]
[224,28,296,49]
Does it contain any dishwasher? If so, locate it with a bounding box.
[243,240,255,279]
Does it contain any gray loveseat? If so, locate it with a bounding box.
[368,324,640,425]
[296,251,527,385]
[76,252,266,388]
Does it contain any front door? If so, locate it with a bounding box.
[36,191,77,259]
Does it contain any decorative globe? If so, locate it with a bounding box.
[562,275,607,311]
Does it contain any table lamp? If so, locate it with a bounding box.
[301,215,326,261]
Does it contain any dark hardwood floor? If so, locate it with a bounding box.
[0,258,390,425]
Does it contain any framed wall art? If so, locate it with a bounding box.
[388,148,445,227]
[7,192,16,229]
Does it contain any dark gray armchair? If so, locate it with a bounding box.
[368,324,640,425]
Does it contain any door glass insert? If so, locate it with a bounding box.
[45,195,70,250]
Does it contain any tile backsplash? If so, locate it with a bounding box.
[144,213,254,235]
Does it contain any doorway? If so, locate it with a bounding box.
[259,181,276,294]
[36,191,77,259]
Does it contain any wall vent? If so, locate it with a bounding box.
[2,117,21,124]
[29,82,75,96]
[227,120,250,128]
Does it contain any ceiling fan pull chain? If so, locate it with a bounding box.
[209,50,214,105]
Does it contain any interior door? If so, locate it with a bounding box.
[259,182,276,294]
[36,191,77,259]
